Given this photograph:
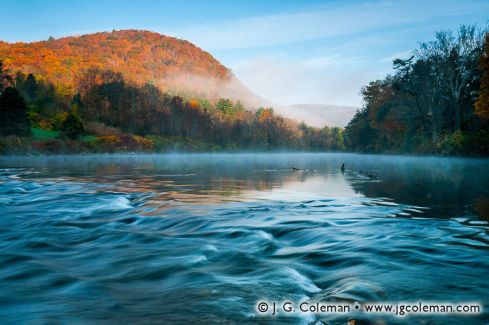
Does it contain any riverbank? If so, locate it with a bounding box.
[0,132,221,155]
[2,134,488,157]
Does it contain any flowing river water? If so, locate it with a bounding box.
[0,153,488,324]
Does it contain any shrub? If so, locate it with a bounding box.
[94,135,154,152]
[52,111,69,130]
[0,135,32,154]
[437,131,468,155]
[60,111,85,139]
[85,121,122,136]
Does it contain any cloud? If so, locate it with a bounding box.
[162,0,489,106]
[301,55,366,70]
[166,0,489,51]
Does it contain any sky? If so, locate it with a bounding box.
[1,0,488,107]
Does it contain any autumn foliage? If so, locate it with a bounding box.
[0,30,230,94]
[475,33,489,120]
[345,25,489,156]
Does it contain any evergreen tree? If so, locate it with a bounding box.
[60,108,85,139]
[0,87,31,136]
[216,98,235,115]
[24,73,39,102]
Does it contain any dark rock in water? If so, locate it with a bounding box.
[365,173,376,179]
[290,166,317,172]
[359,170,376,179]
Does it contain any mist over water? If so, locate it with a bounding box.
[0,153,488,324]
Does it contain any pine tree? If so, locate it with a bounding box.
[24,73,38,102]
[60,108,85,139]
[0,87,31,136]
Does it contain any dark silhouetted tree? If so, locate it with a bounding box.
[23,73,39,102]
[60,108,85,139]
[0,87,31,136]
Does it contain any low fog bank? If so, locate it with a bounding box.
[1,152,487,171]
[157,73,271,108]
[273,104,358,128]
[156,73,357,128]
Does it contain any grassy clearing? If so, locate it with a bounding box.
[80,135,97,142]
[31,127,59,140]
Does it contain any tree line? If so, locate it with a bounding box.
[345,25,489,155]
[0,62,346,152]
[1,24,488,155]
[76,67,345,150]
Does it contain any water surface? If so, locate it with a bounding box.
[0,153,488,324]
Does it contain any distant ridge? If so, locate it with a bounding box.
[274,104,358,128]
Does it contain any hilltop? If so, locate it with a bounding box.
[0,30,256,101]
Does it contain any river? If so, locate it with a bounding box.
[0,153,488,324]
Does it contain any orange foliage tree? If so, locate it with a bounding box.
[476,33,489,120]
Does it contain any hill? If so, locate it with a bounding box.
[0,30,353,128]
[0,30,256,101]
[274,104,358,128]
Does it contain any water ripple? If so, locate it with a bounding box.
[0,154,488,324]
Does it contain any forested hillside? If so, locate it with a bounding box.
[0,61,345,153]
[0,30,346,153]
[0,30,239,100]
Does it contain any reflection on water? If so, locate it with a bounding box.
[0,153,488,324]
